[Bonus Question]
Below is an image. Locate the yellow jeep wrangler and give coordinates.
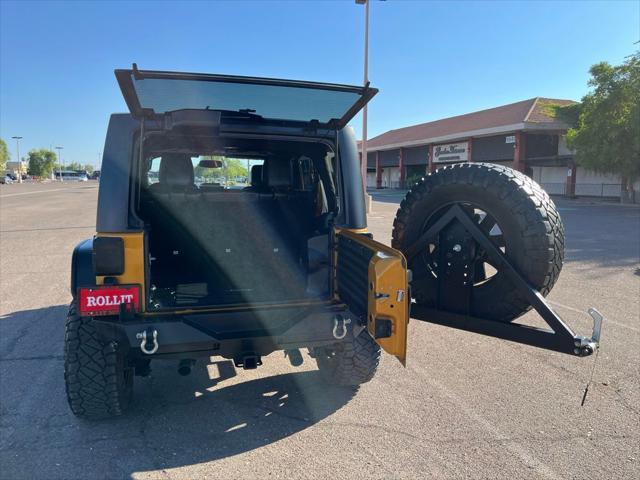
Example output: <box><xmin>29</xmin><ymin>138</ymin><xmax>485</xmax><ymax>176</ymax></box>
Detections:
<box><xmin>66</xmin><ymin>65</ymin><xmax>600</xmax><ymax>419</ymax></box>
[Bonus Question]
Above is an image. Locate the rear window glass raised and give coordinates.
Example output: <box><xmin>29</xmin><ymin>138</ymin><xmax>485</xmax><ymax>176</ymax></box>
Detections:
<box><xmin>132</xmin><ymin>76</ymin><xmax>362</xmax><ymax>124</ymax></box>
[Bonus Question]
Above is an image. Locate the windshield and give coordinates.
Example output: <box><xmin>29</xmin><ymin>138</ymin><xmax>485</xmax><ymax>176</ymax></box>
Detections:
<box><xmin>147</xmin><ymin>156</ymin><xmax>260</xmax><ymax>189</ymax></box>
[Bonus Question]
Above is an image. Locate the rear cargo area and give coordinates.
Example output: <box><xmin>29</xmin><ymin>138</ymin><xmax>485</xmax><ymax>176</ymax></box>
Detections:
<box><xmin>137</xmin><ymin>138</ymin><xmax>334</xmax><ymax>310</ymax></box>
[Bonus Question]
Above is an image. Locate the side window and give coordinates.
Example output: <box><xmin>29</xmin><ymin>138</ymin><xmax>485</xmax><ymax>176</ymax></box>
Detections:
<box><xmin>147</xmin><ymin>157</ymin><xmax>161</xmax><ymax>185</ymax></box>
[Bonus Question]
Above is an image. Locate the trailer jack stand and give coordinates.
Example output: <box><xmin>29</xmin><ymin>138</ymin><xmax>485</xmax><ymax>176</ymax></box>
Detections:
<box><xmin>407</xmin><ymin>204</ymin><xmax>603</xmax><ymax>357</ymax></box>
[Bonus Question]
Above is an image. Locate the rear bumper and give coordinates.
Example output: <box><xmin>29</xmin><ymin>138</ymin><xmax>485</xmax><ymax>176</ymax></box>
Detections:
<box><xmin>93</xmin><ymin>305</ymin><xmax>356</xmax><ymax>360</ymax></box>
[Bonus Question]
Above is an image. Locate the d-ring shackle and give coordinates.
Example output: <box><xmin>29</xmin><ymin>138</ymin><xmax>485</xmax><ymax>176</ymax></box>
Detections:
<box><xmin>332</xmin><ymin>316</ymin><xmax>352</xmax><ymax>340</ymax></box>
<box><xmin>136</xmin><ymin>329</ymin><xmax>159</xmax><ymax>355</ymax></box>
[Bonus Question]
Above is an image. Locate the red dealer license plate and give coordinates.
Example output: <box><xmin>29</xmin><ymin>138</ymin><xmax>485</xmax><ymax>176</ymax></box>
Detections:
<box><xmin>78</xmin><ymin>285</ymin><xmax>141</xmax><ymax>316</ymax></box>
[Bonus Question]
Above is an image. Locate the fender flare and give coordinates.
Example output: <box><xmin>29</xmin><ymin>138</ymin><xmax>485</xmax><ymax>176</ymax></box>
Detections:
<box><xmin>70</xmin><ymin>238</ymin><xmax>95</xmax><ymax>296</ymax></box>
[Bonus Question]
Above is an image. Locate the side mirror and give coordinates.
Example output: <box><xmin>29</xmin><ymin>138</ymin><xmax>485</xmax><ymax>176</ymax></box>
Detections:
<box><xmin>198</xmin><ymin>159</ymin><xmax>223</xmax><ymax>169</ymax></box>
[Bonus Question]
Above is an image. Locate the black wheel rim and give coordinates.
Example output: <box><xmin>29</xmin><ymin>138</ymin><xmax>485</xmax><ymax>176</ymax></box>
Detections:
<box><xmin>414</xmin><ymin>202</ymin><xmax>507</xmax><ymax>287</ymax></box>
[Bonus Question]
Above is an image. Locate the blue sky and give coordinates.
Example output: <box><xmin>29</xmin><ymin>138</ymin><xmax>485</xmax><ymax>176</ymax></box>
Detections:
<box><xmin>1</xmin><ymin>0</ymin><xmax>638</xmax><ymax>167</ymax></box>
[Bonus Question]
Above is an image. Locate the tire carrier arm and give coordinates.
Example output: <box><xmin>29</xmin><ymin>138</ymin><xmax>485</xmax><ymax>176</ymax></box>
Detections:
<box><xmin>407</xmin><ymin>204</ymin><xmax>602</xmax><ymax>357</ymax></box>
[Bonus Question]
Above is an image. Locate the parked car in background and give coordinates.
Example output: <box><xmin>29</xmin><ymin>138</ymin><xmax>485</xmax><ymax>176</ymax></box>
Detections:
<box><xmin>90</xmin><ymin>170</ymin><xmax>101</xmax><ymax>180</ymax></box>
<box><xmin>55</xmin><ymin>170</ymin><xmax>88</xmax><ymax>182</ymax></box>
<box><xmin>1</xmin><ymin>174</ymin><xmax>15</xmax><ymax>184</ymax></box>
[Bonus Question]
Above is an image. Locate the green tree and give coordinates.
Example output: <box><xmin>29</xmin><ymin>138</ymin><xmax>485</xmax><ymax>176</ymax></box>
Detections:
<box><xmin>559</xmin><ymin>51</ymin><xmax>640</xmax><ymax>202</ymax></box>
<box><xmin>28</xmin><ymin>148</ymin><xmax>57</xmax><ymax>178</ymax></box>
<box><xmin>0</xmin><ymin>138</ymin><xmax>9</xmax><ymax>173</ymax></box>
<box><xmin>193</xmin><ymin>156</ymin><xmax>248</xmax><ymax>185</ymax></box>
<box><xmin>66</xmin><ymin>162</ymin><xmax>84</xmax><ymax>171</ymax></box>
<box><xmin>224</xmin><ymin>158</ymin><xmax>248</xmax><ymax>182</ymax></box>
<box><xmin>58</xmin><ymin>162</ymin><xmax>93</xmax><ymax>174</ymax></box>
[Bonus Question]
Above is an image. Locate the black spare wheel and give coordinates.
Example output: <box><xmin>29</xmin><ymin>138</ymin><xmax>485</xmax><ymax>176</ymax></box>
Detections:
<box><xmin>392</xmin><ymin>163</ymin><xmax>564</xmax><ymax>322</ymax></box>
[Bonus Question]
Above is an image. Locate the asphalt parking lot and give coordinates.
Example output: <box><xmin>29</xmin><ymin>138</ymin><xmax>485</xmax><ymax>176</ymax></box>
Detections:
<box><xmin>0</xmin><ymin>182</ymin><xmax>638</xmax><ymax>480</ymax></box>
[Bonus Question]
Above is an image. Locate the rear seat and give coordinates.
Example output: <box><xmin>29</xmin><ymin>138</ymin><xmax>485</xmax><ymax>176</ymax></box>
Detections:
<box><xmin>243</xmin><ymin>164</ymin><xmax>266</xmax><ymax>192</ymax></box>
<box><xmin>142</xmin><ymin>155</ymin><xmax>203</xmax><ymax>272</ymax></box>
<box><xmin>262</xmin><ymin>159</ymin><xmax>315</xmax><ymax>247</ymax></box>
<box><xmin>142</xmin><ymin>155</ymin><xmax>317</xmax><ymax>302</ymax></box>
<box><xmin>189</xmin><ymin>188</ymin><xmax>307</xmax><ymax>301</ymax></box>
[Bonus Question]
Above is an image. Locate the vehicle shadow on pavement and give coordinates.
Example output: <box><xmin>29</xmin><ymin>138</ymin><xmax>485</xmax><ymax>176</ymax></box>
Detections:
<box><xmin>0</xmin><ymin>305</ymin><xmax>358</xmax><ymax>479</ymax></box>
<box><xmin>119</xmin><ymin>362</ymin><xmax>358</xmax><ymax>472</ymax></box>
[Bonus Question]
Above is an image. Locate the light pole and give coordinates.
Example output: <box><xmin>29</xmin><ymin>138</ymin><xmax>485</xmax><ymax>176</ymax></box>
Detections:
<box><xmin>356</xmin><ymin>0</ymin><xmax>371</xmax><ymax>208</ymax></box>
<box><xmin>55</xmin><ymin>146</ymin><xmax>64</xmax><ymax>182</ymax></box>
<box><xmin>11</xmin><ymin>136</ymin><xmax>23</xmax><ymax>183</ymax></box>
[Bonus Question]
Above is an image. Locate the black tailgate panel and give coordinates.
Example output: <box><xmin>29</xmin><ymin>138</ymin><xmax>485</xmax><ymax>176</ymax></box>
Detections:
<box><xmin>337</xmin><ymin>235</ymin><xmax>373</xmax><ymax>320</ymax></box>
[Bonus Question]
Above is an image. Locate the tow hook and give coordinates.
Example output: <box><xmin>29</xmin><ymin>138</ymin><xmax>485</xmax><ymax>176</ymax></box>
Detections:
<box><xmin>136</xmin><ymin>328</ymin><xmax>159</xmax><ymax>355</ymax></box>
<box><xmin>332</xmin><ymin>315</ymin><xmax>352</xmax><ymax>340</ymax></box>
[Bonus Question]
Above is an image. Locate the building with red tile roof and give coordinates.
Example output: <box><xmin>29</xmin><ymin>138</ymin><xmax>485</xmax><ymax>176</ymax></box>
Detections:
<box><xmin>357</xmin><ymin>97</ymin><xmax>615</xmax><ymax>197</ymax></box>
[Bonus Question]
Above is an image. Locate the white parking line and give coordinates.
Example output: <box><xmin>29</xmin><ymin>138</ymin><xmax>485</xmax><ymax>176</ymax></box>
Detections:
<box><xmin>410</xmin><ymin>368</ymin><xmax>564</xmax><ymax>480</ymax></box>
<box><xmin>549</xmin><ymin>300</ymin><xmax>639</xmax><ymax>333</ymax></box>
<box><xmin>0</xmin><ymin>187</ymin><xmax>94</xmax><ymax>198</ymax></box>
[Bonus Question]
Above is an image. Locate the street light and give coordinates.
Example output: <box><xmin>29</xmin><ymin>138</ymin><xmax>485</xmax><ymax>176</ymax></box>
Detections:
<box><xmin>55</xmin><ymin>146</ymin><xmax>64</xmax><ymax>182</ymax></box>
<box><xmin>11</xmin><ymin>136</ymin><xmax>23</xmax><ymax>183</ymax></box>
<box><xmin>356</xmin><ymin>0</ymin><xmax>371</xmax><ymax>208</ymax></box>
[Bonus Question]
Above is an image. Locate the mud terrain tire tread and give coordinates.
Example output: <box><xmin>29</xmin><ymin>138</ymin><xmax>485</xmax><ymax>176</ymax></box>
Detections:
<box><xmin>392</xmin><ymin>163</ymin><xmax>565</xmax><ymax>321</ymax></box>
<box><xmin>64</xmin><ymin>303</ymin><xmax>132</xmax><ymax>419</ymax></box>
<box><xmin>315</xmin><ymin>331</ymin><xmax>381</xmax><ymax>386</ymax></box>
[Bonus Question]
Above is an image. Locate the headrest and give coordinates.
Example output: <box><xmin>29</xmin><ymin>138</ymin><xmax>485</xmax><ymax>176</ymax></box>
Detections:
<box><xmin>265</xmin><ymin>160</ymin><xmax>291</xmax><ymax>189</ymax></box>
<box><xmin>158</xmin><ymin>154</ymin><xmax>194</xmax><ymax>189</ymax></box>
<box><xmin>250</xmin><ymin>165</ymin><xmax>264</xmax><ymax>186</ymax></box>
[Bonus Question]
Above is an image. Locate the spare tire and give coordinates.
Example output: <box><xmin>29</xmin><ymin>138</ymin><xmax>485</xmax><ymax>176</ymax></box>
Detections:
<box><xmin>392</xmin><ymin>163</ymin><xmax>564</xmax><ymax>322</ymax></box>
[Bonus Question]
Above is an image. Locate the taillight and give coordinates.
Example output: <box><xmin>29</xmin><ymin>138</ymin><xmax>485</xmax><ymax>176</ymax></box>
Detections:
<box><xmin>78</xmin><ymin>285</ymin><xmax>141</xmax><ymax>316</ymax></box>
<box><xmin>93</xmin><ymin>236</ymin><xmax>125</xmax><ymax>276</ymax></box>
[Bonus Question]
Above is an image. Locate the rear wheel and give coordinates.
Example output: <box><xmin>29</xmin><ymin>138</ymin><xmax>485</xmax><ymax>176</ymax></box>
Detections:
<box><xmin>64</xmin><ymin>302</ymin><xmax>133</xmax><ymax>419</ymax></box>
<box><xmin>392</xmin><ymin>163</ymin><xmax>564</xmax><ymax>321</ymax></box>
<box><xmin>314</xmin><ymin>331</ymin><xmax>381</xmax><ymax>386</ymax></box>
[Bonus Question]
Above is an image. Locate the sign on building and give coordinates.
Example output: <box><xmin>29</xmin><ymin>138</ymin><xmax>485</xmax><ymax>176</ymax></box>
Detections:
<box><xmin>433</xmin><ymin>142</ymin><xmax>469</xmax><ymax>163</ymax></box>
